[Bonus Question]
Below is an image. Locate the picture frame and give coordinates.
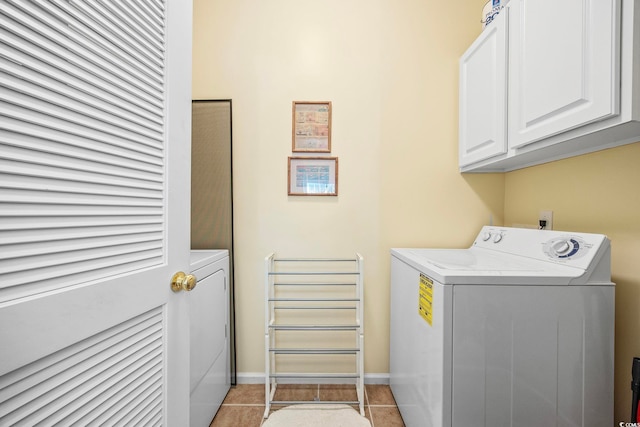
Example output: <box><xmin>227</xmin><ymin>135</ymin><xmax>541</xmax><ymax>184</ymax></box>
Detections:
<box><xmin>292</xmin><ymin>101</ymin><xmax>332</xmax><ymax>153</ymax></box>
<box><xmin>288</xmin><ymin>157</ymin><xmax>338</xmax><ymax>196</ymax></box>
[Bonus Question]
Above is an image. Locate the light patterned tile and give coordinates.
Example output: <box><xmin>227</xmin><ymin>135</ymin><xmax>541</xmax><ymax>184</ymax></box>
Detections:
<box><xmin>365</xmin><ymin>384</ymin><xmax>397</xmax><ymax>405</ymax></box>
<box><xmin>369</xmin><ymin>406</ymin><xmax>405</xmax><ymax>427</ymax></box>
<box><xmin>319</xmin><ymin>384</ymin><xmax>359</xmax><ymax>402</ymax></box>
<box><xmin>272</xmin><ymin>384</ymin><xmax>318</xmax><ymax>403</ymax></box>
<box><xmin>222</xmin><ymin>384</ymin><xmax>265</xmax><ymax>405</ymax></box>
<box><xmin>210</xmin><ymin>405</ymin><xmax>264</xmax><ymax>427</ymax></box>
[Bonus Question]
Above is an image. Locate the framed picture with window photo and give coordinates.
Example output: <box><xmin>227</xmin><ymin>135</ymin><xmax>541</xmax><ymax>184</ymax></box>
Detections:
<box><xmin>288</xmin><ymin>156</ymin><xmax>338</xmax><ymax>196</ymax></box>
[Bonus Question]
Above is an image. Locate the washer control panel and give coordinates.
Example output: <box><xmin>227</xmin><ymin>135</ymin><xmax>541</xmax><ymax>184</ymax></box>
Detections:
<box><xmin>473</xmin><ymin>226</ymin><xmax>608</xmax><ymax>268</ymax></box>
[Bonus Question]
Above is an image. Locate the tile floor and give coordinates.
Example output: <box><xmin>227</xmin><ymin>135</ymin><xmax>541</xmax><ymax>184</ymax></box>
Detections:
<box><xmin>209</xmin><ymin>384</ymin><xmax>405</xmax><ymax>426</ymax></box>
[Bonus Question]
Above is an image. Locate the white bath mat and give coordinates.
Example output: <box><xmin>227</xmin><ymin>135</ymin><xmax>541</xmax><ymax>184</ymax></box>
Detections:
<box><xmin>262</xmin><ymin>404</ymin><xmax>371</xmax><ymax>427</ymax></box>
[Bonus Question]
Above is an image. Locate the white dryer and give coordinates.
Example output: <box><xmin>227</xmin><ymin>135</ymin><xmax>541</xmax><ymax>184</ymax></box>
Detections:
<box><xmin>390</xmin><ymin>226</ymin><xmax>614</xmax><ymax>427</ymax></box>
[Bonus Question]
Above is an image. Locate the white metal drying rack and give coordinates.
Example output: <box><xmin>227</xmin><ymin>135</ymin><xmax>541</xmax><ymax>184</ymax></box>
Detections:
<box><xmin>264</xmin><ymin>254</ymin><xmax>365</xmax><ymax>418</ymax></box>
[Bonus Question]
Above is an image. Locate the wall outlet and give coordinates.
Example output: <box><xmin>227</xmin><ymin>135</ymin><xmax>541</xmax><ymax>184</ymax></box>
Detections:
<box><xmin>539</xmin><ymin>210</ymin><xmax>553</xmax><ymax>230</ymax></box>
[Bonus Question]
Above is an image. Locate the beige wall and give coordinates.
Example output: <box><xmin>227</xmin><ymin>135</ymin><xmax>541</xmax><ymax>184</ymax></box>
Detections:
<box><xmin>193</xmin><ymin>0</ymin><xmax>502</xmax><ymax>378</ymax></box>
<box><xmin>504</xmin><ymin>142</ymin><xmax>640</xmax><ymax>422</ymax></box>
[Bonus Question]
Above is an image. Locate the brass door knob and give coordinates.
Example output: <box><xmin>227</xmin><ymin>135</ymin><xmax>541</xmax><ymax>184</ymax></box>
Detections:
<box><xmin>171</xmin><ymin>271</ymin><xmax>197</xmax><ymax>292</ymax></box>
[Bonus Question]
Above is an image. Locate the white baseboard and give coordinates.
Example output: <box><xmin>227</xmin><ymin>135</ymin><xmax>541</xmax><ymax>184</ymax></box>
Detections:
<box><xmin>236</xmin><ymin>372</ymin><xmax>389</xmax><ymax>385</ymax></box>
<box><xmin>361</xmin><ymin>373</ymin><xmax>389</xmax><ymax>384</ymax></box>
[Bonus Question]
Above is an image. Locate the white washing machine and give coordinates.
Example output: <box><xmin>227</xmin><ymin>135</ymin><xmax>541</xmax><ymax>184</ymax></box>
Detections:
<box><xmin>390</xmin><ymin>226</ymin><xmax>614</xmax><ymax>427</ymax></box>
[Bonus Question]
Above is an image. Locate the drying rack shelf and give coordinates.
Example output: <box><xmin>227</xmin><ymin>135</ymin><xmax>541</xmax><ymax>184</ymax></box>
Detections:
<box><xmin>264</xmin><ymin>254</ymin><xmax>364</xmax><ymax>418</ymax></box>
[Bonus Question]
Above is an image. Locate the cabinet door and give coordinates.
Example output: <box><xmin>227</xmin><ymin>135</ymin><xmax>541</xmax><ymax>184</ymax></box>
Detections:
<box><xmin>459</xmin><ymin>11</ymin><xmax>508</xmax><ymax>167</ymax></box>
<box><xmin>509</xmin><ymin>0</ymin><xmax>620</xmax><ymax>149</ymax></box>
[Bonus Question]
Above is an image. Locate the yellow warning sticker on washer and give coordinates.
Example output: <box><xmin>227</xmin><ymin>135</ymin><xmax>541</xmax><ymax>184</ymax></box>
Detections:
<box><xmin>419</xmin><ymin>274</ymin><xmax>433</xmax><ymax>326</ymax></box>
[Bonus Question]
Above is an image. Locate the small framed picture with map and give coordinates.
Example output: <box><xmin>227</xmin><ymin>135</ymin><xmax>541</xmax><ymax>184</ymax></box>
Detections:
<box><xmin>292</xmin><ymin>101</ymin><xmax>332</xmax><ymax>153</ymax></box>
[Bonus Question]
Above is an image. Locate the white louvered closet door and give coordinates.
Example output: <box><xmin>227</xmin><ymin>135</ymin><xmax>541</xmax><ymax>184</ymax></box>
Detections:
<box><xmin>0</xmin><ymin>0</ymin><xmax>193</xmax><ymax>425</ymax></box>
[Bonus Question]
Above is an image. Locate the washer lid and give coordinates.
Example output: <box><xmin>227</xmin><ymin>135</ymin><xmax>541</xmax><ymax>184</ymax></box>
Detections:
<box><xmin>391</xmin><ymin>247</ymin><xmax>590</xmax><ymax>285</ymax></box>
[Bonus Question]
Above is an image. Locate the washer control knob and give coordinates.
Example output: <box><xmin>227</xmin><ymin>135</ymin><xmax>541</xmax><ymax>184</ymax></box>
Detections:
<box><xmin>552</xmin><ymin>240</ymin><xmax>572</xmax><ymax>255</ymax></box>
<box><xmin>482</xmin><ymin>232</ymin><xmax>492</xmax><ymax>241</ymax></box>
<box><xmin>493</xmin><ymin>234</ymin><xmax>503</xmax><ymax>243</ymax></box>
<box><xmin>544</xmin><ymin>237</ymin><xmax>585</xmax><ymax>259</ymax></box>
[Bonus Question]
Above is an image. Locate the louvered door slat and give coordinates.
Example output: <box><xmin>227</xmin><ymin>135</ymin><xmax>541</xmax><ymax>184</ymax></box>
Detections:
<box><xmin>1</xmin><ymin>187</ymin><xmax>161</xmax><ymax>208</ymax></box>
<box><xmin>3</xmin><ymin>76</ymin><xmax>163</xmax><ymax>142</ymax></box>
<box><xmin>3</xmin><ymin>91</ymin><xmax>163</xmax><ymax>148</ymax></box>
<box><xmin>119</xmin><ymin>0</ymin><xmax>165</xmax><ymax>37</ymax></box>
<box><xmin>0</xmin><ymin>309</ymin><xmax>161</xmax><ymax>394</ymax></box>
<box><xmin>5</xmin><ymin>0</ymin><xmax>164</xmax><ymax>95</ymax></box>
<box><xmin>31</xmin><ymin>0</ymin><xmax>164</xmax><ymax>88</ymax></box>
<box><xmin>4</xmin><ymin>241</ymin><xmax>162</xmax><ymax>276</ymax></box>
<box><xmin>1</xmin><ymin>188</ymin><xmax>162</xmax><ymax>208</ymax></box>
<box><xmin>0</xmin><ymin>309</ymin><xmax>165</xmax><ymax>426</ymax></box>
<box><xmin>2</xmin><ymin>203</ymin><xmax>163</xmax><ymax>217</ymax></box>
<box><xmin>48</xmin><ymin>0</ymin><xmax>164</xmax><ymax>79</ymax></box>
<box><xmin>5</xmin><ymin>232</ymin><xmax>162</xmax><ymax>261</ymax></box>
<box><xmin>1</xmin><ymin>104</ymin><xmax>164</xmax><ymax>156</ymax></box>
<box><xmin>0</xmin><ymin>145</ymin><xmax>162</xmax><ymax>185</ymax></box>
<box><xmin>6</xmin><ymin>341</ymin><xmax>162</xmax><ymax>424</ymax></box>
<box><xmin>2</xmin><ymin>160</ymin><xmax>162</xmax><ymax>192</ymax></box>
<box><xmin>95</xmin><ymin>386</ymin><xmax>162</xmax><ymax>426</ymax></box>
<box><xmin>61</xmin><ymin>369</ymin><xmax>162</xmax><ymax>426</ymax></box>
<box><xmin>121</xmin><ymin>395</ymin><xmax>163</xmax><ymax>427</ymax></box>
<box><xmin>146</xmin><ymin>0</ymin><xmax>166</xmax><ymax>15</ymax></box>
<box><xmin>1</xmin><ymin>216</ymin><xmax>163</xmax><ymax>232</ymax></box>
<box><xmin>2</xmin><ymin>249</ymin><xmax>164</xmax><ymax>299</ymax></box>
<box><xmin>35</xmin><ymin>349</ymin><xmax>163</xmax><ymax>425</ymax></box>
<box><xmin>1</xmin><ymin>245</ymin><xmax>165</xmax><ymax>291</ymax></box>
<box><xmin>3</xmin><ymin>202</ymin><xmax>163</xmax><ymax>218</ymax></box>
<box><xmin>68</xmin><ymin>0</ymin><xmax>164</xmax><ymax>64</ymax></box>
<box><xmin>98</xmin><ymin>0</ymin><xmax>165</xmax><ymax>48</ymax></box>
<box><xmin>136</xmin><ymin>0</ymin><xmax>164</xmax><ymax>24</ymax></box>
<box><xmin>0</xmin><ymin>131</ymin><xmax>163</xmax><ymax>175</ymax></box>
<box><xmin>1</xmin><ymin>179</ymin><xmax>161</xmax><ymax>201</ymax></box>
<box><xmin>0</xmin><ymin>124</ymin><xmax>164</xmax><ymax>167</ymax></box>
<box><xmin>0</xmin><ymin>224</ymin><xmax>163</xmax><ymax>246</ymax></box>
<box><xmin>0</xmin><ymin>17</ymin><xmax>163</xmax><ymax>111</ymax></box>
<box><xmin>0</xmin><ymin>29</ymin><xmax>163</xmax><ymax>118</ymax></box>
<box><xmin>0</xmin><ymin>53</ymin><xmax>162</xmax><ymax>131</ymax></box>
<box><xmin>51</xmin><ymin>0</ymin><xmax>164</xmax><ymax>87</ymax></box>
<box><xmin>0</xmin><ymin>56</ymin><xmax>163</xmax><ymax>127</ymax></box>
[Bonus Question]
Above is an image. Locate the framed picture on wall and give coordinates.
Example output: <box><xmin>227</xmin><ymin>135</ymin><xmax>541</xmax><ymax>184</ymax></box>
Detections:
<box><xmin>292</xmin><ymin>101</ymin><xmax>332</xmax><ymax>152</ymax></box>
<box><xmin>288</xmin><ymin>156</ymin><xmax>338</xmax><ymax>196</ymax></box>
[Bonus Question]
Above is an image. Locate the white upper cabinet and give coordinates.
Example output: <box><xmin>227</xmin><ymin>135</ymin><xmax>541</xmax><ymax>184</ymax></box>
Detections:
<box><xmin>459</xmin><ymin>10</ymin><xmax>507</xmax><ymax>165</ymax></box>
<box><xmin>508</xmin><ymin>0</ymin><xmax>619</xmax><ymax>148</ymax></box>
<box><xmin>459</xmin><ymin>11</ymin><xmax>508</xmax><ymax>167</ymax></box>
<box><xmin>459</xmin><ymin>0</ymin><xmax>640</xmax><ymax>172</ymax></box>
